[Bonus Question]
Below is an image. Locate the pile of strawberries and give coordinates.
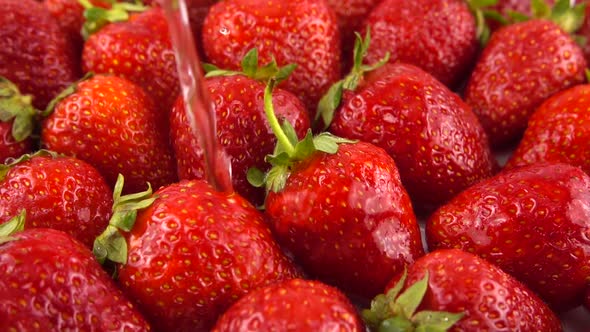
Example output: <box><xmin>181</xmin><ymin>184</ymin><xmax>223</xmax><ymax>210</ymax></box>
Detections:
<box><xmin>1</xmin><ymin>0</ymin><xmax>590</xmax><ymax>330</ymax></box>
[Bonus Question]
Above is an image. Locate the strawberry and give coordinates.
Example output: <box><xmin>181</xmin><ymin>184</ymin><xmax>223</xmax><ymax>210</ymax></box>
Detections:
<box><xmin>44</xmin><ymin>0</ymin><xmax>115</xmax><ymax>55</ymax></box>
<box><xmin>326</xmin><ymin>55</ymin><xmax>497</xmax><ymax>211</ymax></box>
<box><xmin>202</xmin><ymin>0</ymin><xmax>341</xmax><ymax>116</ymax></box>
<box><xmin>362</xmin><ymin>249</ymin><xmax>561</xmax><ymax>331</ymax></box>
<box><xmin>464</xmin><ymin>6</ymin><xmax>587</xmax><ymax>147</ymax></box>
<box><xmin>361</xmin><ymin>0</ymin><xmax>479</xmax><ymax>87</ymax></box>
<box><xmin>251</xmin><ymin>79</ymin><xmax>424</xmax><ymax>298</ymax></box>
<box><xmin>172</xmin><ymin>50</ymin><xmax>310</xmax><ymax>206</ymax></box>
<box><xmin>0</xmin><ymin>151</ymin><xmax>112</xmax><ymax>248</ymax></box>
<box><xmin>0</xmin><ymin>0</ymin><xmax>81</xmax><ymax>110</ymax></box>
<box><xmin>0</xmin><ymin>77</ymin><xmax>36</xmax><ymax>163</ymax></box>
<box><xmin>427</xmin><ymin>162</ymin><xmax>590</xmax><ymax>311</ymax></box>
<box><xmin>41</xmin><ymin>74</ymin><xmax>178</xmax><ymax>194</ymax></box>
<box><xmin>0</xmin><ymin>217</ymin><xmax>151</xmax><ymax>331</ymax></box>
<box><xmin>94</xmin><ymin>177</ymin><xmax>300</xmax><ymax>332</ymax></box>
<box><xmin>212</xmin><ymin>278</ymin><xmax>364</xmax><ymax>331</ymax></box>
<box><xmin>506</xmin><ymin>84</ymin><xmax>590</xmax><ymax>174</ymax></box>
<box><xmin>81</xmin><ymin>6</ymin><xmax>179</xmax><ymax>111</ymax></box>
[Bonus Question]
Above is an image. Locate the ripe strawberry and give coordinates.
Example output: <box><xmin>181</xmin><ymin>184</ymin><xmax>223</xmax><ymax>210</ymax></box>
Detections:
<box><xmin>44</xmin><ymin>0</ymin><xmax>115</xmax><ymax>54</ymax></box>
<box><xmin>0</xmin><ymin>77</ymin><xmax>36</xmax><ymax>163</ymax></box>
<box><xmin>363</xmin><ymin>249</ymin><xmax>561</xmax><ymax>331</ymax></box>
<box><xmin>464</xmin><ymin>16</ymin><xmax>587</xmax><ymax>147</ymax></box>
<box><xmin>361</xmin><ymin>0</ymin><xmax>478</xmax><ymax>87</ymax></box>
<box><xmin>95</xmin><ymin>178</ymin><xmax>300</xmax><ymax>332</ymax></box>
<box><xmin>41</xmin><ymin>74</ymin><xmax>177</xmax><ymax>193</ymax></box>
<box><xmin>506</xmin><ymin>84</ymin><xmax>590</xmax><ymax>174</ymax></box>
<box><xmin>212</xmin><ymin>278</ymin><xmax>364</xmax><ymax>331</ymax></box>
<box><xmin>202</xmin><ymin>0</ymin><xmax>341</xmax><ymax>115</ymax></box>
<box><xmin>172</xmin><ymin>50</ymin><xmax>310</xmax><ymax>206</ymax></box>
<box><xmin>82</xmin><ymin>6</ymin><xmax>179</xmax><ymax>111</ymax></box>
<box><xmin>0</xmin><ymin>151</ymin><xmax>112</xmax><ymax>248</ymax></box>
<box><xmin>0</xmin><ymin>0</ymin><xmax>81</xmax><ymax>110</ymax></box>
<box><xmin>329</xmin><ymin>62</ymin><xmax>497</xmax><ymax>211</ymax></box>
<box><xmin>253</xmin><ymin>79</ymin><xmax>424</xmax><ymax>298</ymax></box>
<box><xmin>427</xmin><ymin>162</ymin><xmax>590</xmax><ymax>310</ymax></box>
<box><xmin>0</xmin><ymin>222</ymin><xmax>151</xmax><ymax>331</ymax></box>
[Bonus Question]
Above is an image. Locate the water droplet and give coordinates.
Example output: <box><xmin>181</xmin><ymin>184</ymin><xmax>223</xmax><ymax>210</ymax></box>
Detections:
<box><xmin>220</xmin><ymin>26</ymin><xmax>230</xmax><ymax>36</ymax></box>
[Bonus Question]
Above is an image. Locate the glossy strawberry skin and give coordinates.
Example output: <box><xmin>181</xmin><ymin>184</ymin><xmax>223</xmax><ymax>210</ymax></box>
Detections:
<box><xmin>506</xmin><ymin>84</ymin><xmax>590</xmax><ymax>174</ymax></box>
<box><xmin>41</xmin><ymin>74</ymin><xmax>178</xmax><ymax>193</ymax></box>
<box><xmin>0</xmin><ymin>122</ymin><xmax>33</xmax><ymax>164</ymax></box>
<box><xmin>118</xmin><ymin>180</ymin><xmax>300</xmax><ymax>332</ymax></box>
<box><xmin>465</xmin><ymin>19</ymin><xmax>586</xmax><ymax>147</ymax></box>
<box><xmin>0</xmin><ymin>0</ymin><xmax>81</xmax><ymax>109</ymax></box>
<box><xmin>0</xmin><ymin>228</ymin><xmax>151</xmax><ymax>331</ymax></box>
<box><xmin>362</xmin><ymin>0</ymin><xmax>478</xmax><ymax>87</ymax></box>
<box><xmin>0</xmin><ymin>155</ymin><xmax>112</xmax><ymax>248</ymax></box>
<box><xmin>202</xmin><ymin>0</ymin><xmax>341</xmax><ymax>114</ymax></box>
<box><xmin>265</xmin><ymin>142</ymin><xmax>424</xmax><ymax>298</ymax></box>
<box><xmin>330</xmin><ymin>64</ymin><xmax>497</xmax><ymax>211</ymax></box>
<box><xmin>82</xmin><ymin>8</ymin><xmax>179</xmax><ymax>111</ymax></box>
<box><xmin>387</xmin><ymin>249</ymin><xmax>561</xmax><ymax>332</ymax></box>
<box><xmin>427</xmin><ymin>163</ymin><xmax>590</xmax><ymax>310</ymax></box>
<box><xmin>212</xmin><ymin>279</ymin><xmax>363</xmax><ymax>332</ymax></box>
<box><xmin>170</xmin><ymin>75</ymin><xmax>310</xmax><ymax>206</ymax></box>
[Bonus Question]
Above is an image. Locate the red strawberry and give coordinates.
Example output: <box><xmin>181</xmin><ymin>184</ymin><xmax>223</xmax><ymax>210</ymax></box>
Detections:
<box><xmin>212</xmin><ymin>278</ymin><xmax>364</xmax><ymax>331</ymax></box>
<box><xmin>427</xmin><ymin>162</ymin><xmax>590</xmax><ymax>311</ymax></box>
<box><xmin>41</xmin><ymin>74</ymin><xmax>178</xmax><ymax>193</ymax></box>
<box><xmin>464</xmin><ymin>17</ymin><xmax>587</xmax><ymax>147</ymax></box>
<box><xmin>363</xmin><ymin>249</ymin><xmax>561</xmax><ymax>331</ymax></box>
<box><xmin>0</xmin><ymin>222</ymin><xmax>151</xmax><ymax>331</ymax></box>
<box><xmin>82</xmin><ymin>6</ymin><xmax>179</xmax><ymax>111</ymax></box>
<box><xmin>329</xmin><ymin>63</ymin><xmax>497</xmax><ymax>211</ymax></box>
<box><xmin>95</xmin><ymin>178</ymin><xmax>300</xmax><ymax>332</ymax></box>
<box><xmin>361</xmin><ymin>0</ymin><xmax>478</xmax><ymax>87</ymax></box>
<box><xmin>253</xmin><ymin>79</ymin><xmax>424</xmax><ymax>298</ymax></box>
<box><xmin>44</xmin><ymin>0</ymin><xmax>115</xmax><ymax>54</ymax></box>
<box><xmin>0</xmin><ymin>77</ymin><xmax>36</xmax><ymax>163</ymax></box>
<box><xmin>506</xmin><ymin>84</ymin><xmax>590</xmax><ymax>174</ymax></box>
<box><xmin>0</xmin><ymin>151</ymin><xmax>112</xmax><ymax>248</ymax></box>
<box><xmin>172</xmin><ymin>51</ymin><xmax>310</xmax><ymax>206</ymax></box>
<box><xmin>202</xmin><ymin>0</ymin><xmax>341</xmax><ymax>115</ymax></box>
<box><xmin>0</xmin><ymin>0</ymin><xmax>81</xmax><ymax>110</ymax></box>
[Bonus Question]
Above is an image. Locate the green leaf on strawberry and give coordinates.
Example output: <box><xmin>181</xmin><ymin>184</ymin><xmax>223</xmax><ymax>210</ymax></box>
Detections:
<box><xmin>93</xmin><ymin>174</ymin><xmax>156</xmax><ymax>264</ymax></box>
<box><xmin>205</xmin><ymin>48</ymin><xmax>297</xmax><ymax>84</ymax></box>
<box><xmin>316</xmin><ymin>28</ymin><xmax>389</xmax><ymax>130</ymax></box>
<box><xmin>80</xmin><ymin>0</ymin><xmax>148</xmax><ymax>38</ymax></box>
<box><xmin>0</xmin><ymin>77</ymin><xmax>39</xmax><ymax>142</ymax></box>
<box><xmin>0</xmin><ymin>209</ymin><xmax>26</xmax><ymax>239</ymax></box>
<box><xmin>362</xmin><ymin>270</ymin><xmax>464</xmax><ymax>332</ymax></box>
<box><xmin>0</xmin><ymin>150</ymin><xmax>61</xmax><ymax>180</ymax></box>
<box><xmin>248</xmin><ymin>79</ymin><xmax>355</xmax><ymax>195</ymax></box>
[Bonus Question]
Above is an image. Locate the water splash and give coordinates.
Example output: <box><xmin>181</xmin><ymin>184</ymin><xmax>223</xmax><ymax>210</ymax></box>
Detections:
<box><xmin>161</xmin><ymin>0</ymin><xmax>233</xmax><ymax>192</ymax></box>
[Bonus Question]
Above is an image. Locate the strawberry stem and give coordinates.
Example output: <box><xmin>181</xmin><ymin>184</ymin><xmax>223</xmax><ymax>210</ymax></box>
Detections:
<box><xmin>264</xmin><ymin>80</ymin><xmax>296</xmax><ymax>157</ymax></box>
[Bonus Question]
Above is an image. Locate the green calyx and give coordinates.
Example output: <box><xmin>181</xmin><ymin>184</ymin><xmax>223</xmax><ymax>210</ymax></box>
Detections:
<box><xmin>466</xmin><ymin>0</ymin><xmax>502</xmax><ymax>45</ymax></box>
<box><xmin>93</xmin><ymin>174</ymin><xmax>156</xmax><ymax>265</ymax></box>
<box><xmin>0</xmin><ymin>77</ymin><xmax>40</xmax><ymax>143</ymax></box>
<box><xmin>204</xmin><ymin>48</ymin><xmax>297</xmax><ymax>84</ymax></box>
<box><xmin>0</xmin><ymin>150</ymin><xmax>61</xmax><ymax>181</ymax></box>
<box><xmin>315</xmin><ymin>28</ymin><xmax>390</xmax><ymax>131</ymax></box>
<box><xmin>80</xmin><ymin>0</ymin><xmax>148</xmax><ymax>39</ymax></box>
<box><xmin>362</xmin><ymin>270</ymin><xmax>465</xmax><ymax>332</ymax></box>
<box><xmin>247</xmin><ymin>79</ymin><xmax>355</xmax><ymax>194</ymax></box>
<box><xmin>532</xmin><ymin>0</ymin><xmax>586</xmax><ymax>34</ymax></box>
<box><xmin>0</xmin><ymin>210</ymin><xmax>26</xmax><ymax>245</ymax></box>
